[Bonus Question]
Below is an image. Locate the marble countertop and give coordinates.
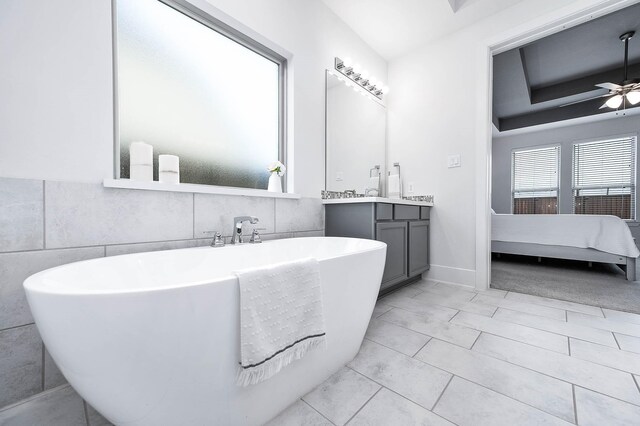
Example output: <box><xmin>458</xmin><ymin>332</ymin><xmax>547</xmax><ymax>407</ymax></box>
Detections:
<box><xmin>322</xmin><ymin>197</ymin><xmax>433</xmax><ymax>207</ymax></box>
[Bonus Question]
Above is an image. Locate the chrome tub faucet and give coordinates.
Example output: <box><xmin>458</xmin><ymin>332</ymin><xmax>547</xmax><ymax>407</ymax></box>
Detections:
<box><xmin>231</xmin><ymin>216</ymin><xmax>259</xmax><ymax>244</ymax></box>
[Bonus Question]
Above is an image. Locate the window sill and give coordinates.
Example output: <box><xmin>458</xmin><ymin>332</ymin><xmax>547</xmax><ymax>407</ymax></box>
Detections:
<box><xmin>103</xmin><ymin>179</ymin><xmax>301</xmax><ymax>199</ymax></box>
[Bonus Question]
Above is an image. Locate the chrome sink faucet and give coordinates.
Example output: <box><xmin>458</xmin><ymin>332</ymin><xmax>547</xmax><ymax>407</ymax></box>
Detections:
<box><xmin>231</xmin><ymin>216</ymin><xmax>259</xmax><ymax>244</ymax></box>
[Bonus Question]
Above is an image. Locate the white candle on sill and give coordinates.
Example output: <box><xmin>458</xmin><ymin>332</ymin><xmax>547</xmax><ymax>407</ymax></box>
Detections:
<box><xmin>159</xmin><ymin>154</ymin><xmax>180</xmax><ymax>184</ymax></box>
<box><xmin>129</xmin><ymin>142</ymin><xmax>153</xmax><ymax>181</ymax></box>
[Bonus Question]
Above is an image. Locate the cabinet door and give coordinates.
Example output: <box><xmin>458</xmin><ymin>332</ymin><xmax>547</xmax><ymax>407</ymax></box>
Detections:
<box><xmin>409</xmin><ymin>220</ymin><xmax>430</xmax><ymax>276</ymax></box>
<box><xmin>376</xmin><ymin>222</ymin><xmax>408</xmax><ymax>288</ymax></box>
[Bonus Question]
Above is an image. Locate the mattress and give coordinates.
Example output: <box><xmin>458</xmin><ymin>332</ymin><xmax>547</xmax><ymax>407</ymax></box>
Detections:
<box><xmin>491</xmin><ymin>214</ymin><xmax>640</xmax><ymax>258</ymax></box>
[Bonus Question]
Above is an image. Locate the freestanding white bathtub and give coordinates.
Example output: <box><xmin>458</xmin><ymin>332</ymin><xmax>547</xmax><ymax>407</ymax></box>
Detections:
<box><xmin>24</xmin><ymin>237</ymin><xmax>386</xmax><ymax>425</ymax></box>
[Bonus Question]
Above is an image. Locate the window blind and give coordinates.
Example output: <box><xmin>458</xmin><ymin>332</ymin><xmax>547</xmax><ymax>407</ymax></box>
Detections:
<box><xmin>572</xmin><ymin>137</ymin><xmax>636</xmax><ymax>220</ymax></box>
<box><xmin>512</xmin><ymin>146</ymin><xmax>560</xmax><ymax>214</ymax></box>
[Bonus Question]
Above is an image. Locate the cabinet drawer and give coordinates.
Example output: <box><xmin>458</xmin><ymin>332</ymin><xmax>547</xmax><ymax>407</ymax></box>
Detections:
<box><xmin>420</xmin><ymin>207</ymin><xmax>430</xmax><ymax>219</ymax></box>
<box><xmin>394</xmin><ymin>205</ymin><xmax>420</xmax><ymax>220</ymax></box>
<box><xmin>376</xmin><ymin>203</ymin><xmax>393</xmax><ymax>220</ymax></box>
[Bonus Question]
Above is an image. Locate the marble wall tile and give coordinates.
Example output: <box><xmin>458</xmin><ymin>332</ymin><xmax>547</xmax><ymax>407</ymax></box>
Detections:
<box><xmin>45</xmin><ymin>181</ymin><xmax>193</xmax><ymax>248</ymax></box>
<box><xmin>0</xmin><ymin>325</ymin><xmax>42</xmax><ymax>408</ymax></box>
<box><xmin>0</xmin><ymin>385</ymin><xmax>86</xmax><ymax>426</ymax></box>
<box><xmin>194</xmin><ymin>193</ymin><xmax>275</xmax><ymax>238</ymax></box>
<box><xmin>0</xmin><ymin>246</ymin><xmax>104</xmax><ymax>329</ymax></box>
<box><xmin>44</xmin><ymin>346</ymin><xmax>66</xmax><ymax>390</ymax></box>
<box><xmin>275</xmin><ymin>198</ymin><xmax>324</xmax><ymax>233</ymax></box>
<box><xmin>0</xmin><ymin>178</ymin><xmax>43</xmax><ymax>253</ymax></box>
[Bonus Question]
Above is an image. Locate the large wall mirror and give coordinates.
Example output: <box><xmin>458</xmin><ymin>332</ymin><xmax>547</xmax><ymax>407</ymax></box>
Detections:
<box><xmin>325</xmin><ymin>71</ymin><xmax>387</xmax><ymax>194</ymax></box>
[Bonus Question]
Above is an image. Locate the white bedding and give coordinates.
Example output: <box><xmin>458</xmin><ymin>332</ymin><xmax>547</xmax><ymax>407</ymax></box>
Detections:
<box><xmin>492</xmin><ymin>214</ymin><xmax>640</xmax><ymax>258</ymax></box>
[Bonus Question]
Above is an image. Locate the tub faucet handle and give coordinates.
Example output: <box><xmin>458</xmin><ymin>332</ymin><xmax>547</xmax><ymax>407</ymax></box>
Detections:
<box><xmin>204</xmin><ymin>231</ymin><xmax>225</xmax><ymax>247</ymax></box>
<box><xmin>250</xmin><ymin>228</ymin><xmax>266</xmax><ymax>244</ymax></box>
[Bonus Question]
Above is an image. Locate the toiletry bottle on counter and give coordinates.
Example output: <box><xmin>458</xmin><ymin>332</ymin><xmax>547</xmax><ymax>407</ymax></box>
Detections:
<box><xmin>129</xmin><ymin>142</ymin><xmax>153</xmax><ymax>181</ymax></box>
<box><xmin>159</xmin><ymin>155</ymin><xmax>180</xmax><ymax>184</ymax></box>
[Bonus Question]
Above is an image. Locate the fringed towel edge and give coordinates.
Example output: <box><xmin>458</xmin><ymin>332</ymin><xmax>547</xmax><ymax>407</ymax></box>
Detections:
<box><xmin>236</xmin><ymin>334</ymin><xmax>326</xmax><ymax>387</ymax></box>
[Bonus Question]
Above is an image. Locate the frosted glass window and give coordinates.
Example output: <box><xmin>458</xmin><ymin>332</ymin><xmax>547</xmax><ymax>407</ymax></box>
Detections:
<box><xmin>116</xmin><ymin>0</ymin><xmax>284</xmax><ymax>189</ymax></box>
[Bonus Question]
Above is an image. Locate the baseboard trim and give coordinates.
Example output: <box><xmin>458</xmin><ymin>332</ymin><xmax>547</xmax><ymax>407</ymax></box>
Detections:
<box><xmin>423</xmin><ymin>264</ymin><xmax>476</xmax><ymax>288</ymax></box>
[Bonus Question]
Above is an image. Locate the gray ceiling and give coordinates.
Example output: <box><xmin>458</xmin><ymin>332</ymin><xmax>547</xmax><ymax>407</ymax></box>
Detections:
<box><xmin>493</xmin><ymin>2</ymin><xmax>640</xmax><ymax>132</ymax></box>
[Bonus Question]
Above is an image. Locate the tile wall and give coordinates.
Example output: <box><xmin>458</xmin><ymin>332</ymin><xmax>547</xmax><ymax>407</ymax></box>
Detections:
<box><xmin>0</xmin><ymin>177</ymin><xmax>324</xmax><ymax>423</ymax></box>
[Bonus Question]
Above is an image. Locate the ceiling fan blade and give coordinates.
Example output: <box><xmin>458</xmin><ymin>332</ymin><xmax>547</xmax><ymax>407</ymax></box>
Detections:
<box><xmin>595</xmin><ymin>82</ymin><xmax>622</xmax><ymax>90</ymax></box>
<box><xmin>559</xmin><ymin>93</ymin><xmax>611</xmax><ymax>107</ymax></box>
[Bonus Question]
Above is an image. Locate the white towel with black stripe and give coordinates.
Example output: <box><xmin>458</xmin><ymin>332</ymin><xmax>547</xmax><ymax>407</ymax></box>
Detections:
<box><xmin>235</xmin><ymin>257</ymin><xmax>326</xmax><ymax>386</ymax></box>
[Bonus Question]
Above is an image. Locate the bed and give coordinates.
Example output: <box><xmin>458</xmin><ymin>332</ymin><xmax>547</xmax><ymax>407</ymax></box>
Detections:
<box><xmin>491</xmin><ymin>213</ymin><xmax>640</xmax><ymax>281</ymax></box>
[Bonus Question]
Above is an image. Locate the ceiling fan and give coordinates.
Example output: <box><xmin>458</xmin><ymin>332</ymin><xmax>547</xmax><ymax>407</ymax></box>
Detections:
<box><xmin>563</xmin><ymin>31</ymin><xmax>640</xmax><ymax>109</ymax></box>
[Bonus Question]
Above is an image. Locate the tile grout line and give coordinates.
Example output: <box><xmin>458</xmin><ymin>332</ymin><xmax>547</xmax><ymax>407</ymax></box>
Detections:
<box><xmin>0</xmin><ymin>322</ymin><xmax>37</xmax><ymax>333</ymax></box>
<box><xmin>300</xmin><ymin>399</ymin><xmax>336</xmax><ymax>425</ymax></box>
<box><xmin>83</xmin><ymin>400</ymin><xmax>91</xmax><ymax>426</ymax></box>
<box><xmin>42</xmin><ymin>180</ymin><xmax>46</xmax><ymax>250</ymax></box>
<box><xmin>430</xmin><ymin>375</ymin><xmax>454</xmax><ymax>412</ymax></box>
<box><xmin>342</xmin><ymin>386</ymin><xmax>382</xmax><ymax>425</ymax></box>
<box><xmin>612</xmin><ymin>332</ymin><xmax>622</xmax><ymax>350</ymax></box>
<box><xmin>411</xmin><ymin>337</ymin><xmax>433</xmax><ymax>358</ymax></box>
<box><xmin>571</xmin><ymin>385</ymin><xmax>578</xmax><ymax>425</ymax></box>
<box><xmin>469</xmin><ymin>331</ymin><xmax>483</xmax><ymax>350</ymax></box>
<box><xmin>40</xmin><ymin>342</ymin><xmax>45</xmax><ymax>392</ymax></box>
<box><xmin>633</xmin><ymin>374</ymin><xmax>640</xmax><ymax>395</ymax></box>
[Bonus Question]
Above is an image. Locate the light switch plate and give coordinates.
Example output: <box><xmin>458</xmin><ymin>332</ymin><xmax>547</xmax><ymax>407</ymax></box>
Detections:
<box><xmin>448</xmin><ymin>154</ymin><xmax>461</xmax><ymax>168</ymax></box>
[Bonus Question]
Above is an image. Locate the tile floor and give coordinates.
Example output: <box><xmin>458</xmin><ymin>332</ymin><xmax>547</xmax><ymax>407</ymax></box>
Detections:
<box><xmin>267</xmin><ymin>280</ymin><xmax>640</xmax><ymax>426</ymax></box>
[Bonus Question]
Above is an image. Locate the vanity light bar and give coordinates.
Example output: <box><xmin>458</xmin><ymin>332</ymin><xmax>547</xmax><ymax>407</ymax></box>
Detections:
<box><xmin>335</xmin><ymin>57</ymin><xmax>388</xmax><ymax>100</ymax></box>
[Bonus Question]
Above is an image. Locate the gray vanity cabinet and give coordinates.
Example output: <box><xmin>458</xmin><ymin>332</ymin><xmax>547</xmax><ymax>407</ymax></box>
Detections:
<box><xmin>325</xmin><ymin>202</ymin><xmax>431</xmax><ymax>294</ymax></box>
<box><xmin>376</xmin><ymin>221</ymin><xmax>408</xmax><ymax>287</ymax></box>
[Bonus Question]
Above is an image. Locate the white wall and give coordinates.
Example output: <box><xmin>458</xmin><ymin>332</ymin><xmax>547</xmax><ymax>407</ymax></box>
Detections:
<box><xmin>386</xmin><ymin>0</ymin><xmax>620</xmax><ymax>287</ymax></box>
<box><xmin>0</xmin><ymin>0</ymin><xmax>387</xmax><ymax>197</ymax></box>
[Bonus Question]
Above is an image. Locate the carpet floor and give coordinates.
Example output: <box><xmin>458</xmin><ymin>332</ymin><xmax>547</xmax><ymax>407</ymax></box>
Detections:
<box><xmin>491</xmin><ymin>254</ymin><xmax>640</xmax><ymax>314</ymax></box>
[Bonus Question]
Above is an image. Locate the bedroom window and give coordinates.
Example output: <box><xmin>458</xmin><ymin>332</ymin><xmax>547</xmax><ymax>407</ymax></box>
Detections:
<box><xmin>511</xmin><ymin>146</ymin><xmax>560</xmax><ymax>214</ymax></box>
<box><xmin>115</xmin><ymin>0</ymin><xmax>286</xmax><ymax>190</ymax></box>
<box><xmin>572</xmin><ymin>137</ymin><xmax>636</xmax><ymax>220</ymax></box>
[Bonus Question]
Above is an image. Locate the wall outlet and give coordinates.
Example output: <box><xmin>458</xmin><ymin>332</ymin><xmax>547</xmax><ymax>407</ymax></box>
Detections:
<box><xmin>447</xmin><ymin>154</ymin><xmax>461</xmax><ymax>168</ymax></box>
<box><xmin>335</xmin><ymin>172</ymin><xmax>344</xmax><ymax>181</ymax></box>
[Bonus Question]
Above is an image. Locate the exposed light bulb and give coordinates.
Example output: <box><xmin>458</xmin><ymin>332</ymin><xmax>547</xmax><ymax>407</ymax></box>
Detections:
<box><xmin>369</xmin><ymin>77</ymin><xmax>378</xmax><ymax>87</ymax></box>
<box><xmin>627</xmin><ymin>91</ymin><xmax>640</xmax><ymax>105</ymax></box>
<box><xmin>360</xmin><ymin>70</ymin><xmax>370</xmax><ymax>80</ymax></box>
<box><xmin>381</xmin><ymin>86</ymin><xmax>390</xmax><ymax>94</ymax></box>
<box><xmin>606</xmin><ymin>95</ymin><xmax>623</xmax><ymax>109</ymax></box>
<box><xmin>353</xmin><ymin>63</ymin><xmax>362</xmax><ymax>74</ymax></box>
<box><xmin>343</xmin><ymin>57</ymin><xmax>353</xmax><ymax>68</ymax></box>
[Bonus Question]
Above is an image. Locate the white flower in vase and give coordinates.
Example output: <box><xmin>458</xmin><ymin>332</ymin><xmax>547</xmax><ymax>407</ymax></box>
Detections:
<box><xmin>267</xmin><ymin>161</ymin><xmax>286</xmax><ymax>192</ymax></box>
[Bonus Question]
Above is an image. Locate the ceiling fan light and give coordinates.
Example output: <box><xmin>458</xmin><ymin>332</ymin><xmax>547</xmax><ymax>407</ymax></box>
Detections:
<box><xmin>606</xmin><ymin>95</ymin><xmax>624</xmax><ymax>109</ymax></box>
<box><xmin>626</xmin><ymin>91</ymin><xmax>640</xmax><ymax>105</ymax></box>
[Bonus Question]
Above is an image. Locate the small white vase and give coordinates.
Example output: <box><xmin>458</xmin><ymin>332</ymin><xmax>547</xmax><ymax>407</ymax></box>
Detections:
<box><xmin>268</xmin><ymin>172</ymin><xmax>282</xmax><ymax>193</ymax></box>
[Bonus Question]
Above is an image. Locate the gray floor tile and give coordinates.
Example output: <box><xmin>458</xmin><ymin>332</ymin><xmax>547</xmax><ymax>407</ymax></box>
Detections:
<box><xmin>388</xmin><ymin>284</ymin><xmax>424</xmax><ymax>298</ymax></box>
<box><xmin>569</xmin><ymin>338</ymin><xmax>640</xmax><ymax>375</ymax></box>
<box><xmin>0</xmin><ymin>177</ymin><xmax>43</xmax><ymax>253</ymax></box>
<box><xmin>567</xmin><ymin>311</ymin><xmax>640</xmax><ymax>337</ymax></box>
<box><xmin>473</xmin><ymin>294</ymin><xmax>566</xmax><ymax>320</ymax></box>
<box><xmin>0</xmin><ymin>246</ymin><xmax>104</xmax><ymax>329</ymax></box>
<box><xmin>380</xmin><ymin>294</ymin><xmax>458</xmax><ymax>321</ymax></box>
<box><xmin>265</xmin><ymin>400</ymin><xmax>331</xmax><ymax>426</ymax></box>
<box><xmin>0</xmin><ymin>325</ymin><xmax>42</xmax><ymax>408</ymax></box>
<box><xmin>378</xmin><ymin>308</ymin><xmax>480</xmax><ymax>349</ymax></box>
<box><xmin>603</xmin><ymin>308</ymin><xmax>640</xmax><ymax>325</ymax></box>
<box><xmin>493</xmin><ymin>308</ymin><xmax>617</xmax><ymax>347</ymax></box>
<box><xmin>479</xmin><ymin>288</ymin><xmax>509</xmax><ymax>299</ymax></box>
<box><xmin>349</xmin><ymin>388</ymin><xmax>454</xmax><ymax>426</ymax></box>
<box><xmin>412</xmin><ymin>291</ymin><xmax>498</xmax><ymax>317</ymax></box>
<box><xmin>615</xmin><ymin>333</ymin><xmax>640</xmax><ymax>354</ymax></box>
<box><xmin>414</xmin><ymin>282</ymin><xmax>478</xmax><ymax>302</ymax></box>
<box><xmin>506</xmin><ymin>292</ymin><xmax>604</xmax><ymax>317</ymax></box>
<box><xmin>302</xmin><ymin>367</ymin><xmax>380</xmax><ymax>426</ymax></box>
<box><xmin>451</xmin><ymin>311</ymin><xmax>569</xmax><ymax>354</ymax></box>
<box><xmin>575</xmin><ymin>386</ymin><xmax>640</xmax><ymax>426</ymax></box>
<box><xmin>85</xmin><ymin>403</ymin><xmax>114</xmax><ymax>426</ymax></box>
<box><xmin>433</xmin><ymin>377</ymin><xmax>571</xmax><ymax>426</ymax></box>
<box><xmin>0</xmin><ymin>385</ymin><xmax>85</xmax><ymax>426</ymax></box>
<box><xmin>473</xmin><ymin>334</ymin><xmax>640</xmax><ymax>406</ymax></box>
<box><xmin>348</xmin><ymin>340</ymin><xmax>452</xmax><ymax>410</ymax></box>
<box><xmin>365</xmin><ymin>319</ymin><xmax>431</xmax><ymax>356</ymax></box>
<box><xmin>44</xmin><ymin>347</ymin><xmax>66</xmax><ymax>390</ymax></box>
<box><xmin>416</xmin><ymin>339</ymin><xmax>575</xmax><ymax>422</ymax></box>
<box><xmin>371</xmin><ymin>302</ymin><xmax>392</xmax><ymax>319</ymax></box>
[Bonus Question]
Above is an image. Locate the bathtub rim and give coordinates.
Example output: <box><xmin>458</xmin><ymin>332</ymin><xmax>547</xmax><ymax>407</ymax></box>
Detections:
<box><xmin>23</xmin><ymin>237</ymin><xmax>387</xmax><ymax>296</ymax></box>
